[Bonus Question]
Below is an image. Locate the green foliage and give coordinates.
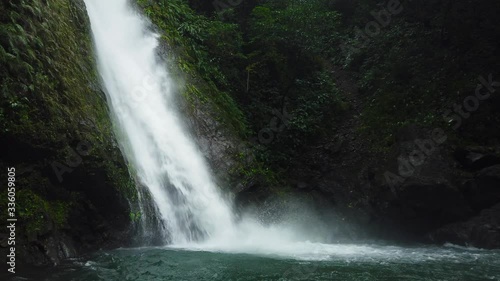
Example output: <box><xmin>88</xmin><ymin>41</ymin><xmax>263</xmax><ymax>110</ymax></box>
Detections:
<box><xmin>288</xmin><ymin>71</ymin><xmax>342</xmax><ymax>137</ymax></box>
<box><xmin>0</xmin><ymin>0</ymin><xmax>108</xmax><ymax>143</ymax></box>
<box><xmin>17</xmin><ymin>189</ymin><xmax>71</xmax><ymax>234</ymax></box>
<box><xmin>106</xmin><ymin>161</ymin><xmax>138</xmax><ymax>202</ymax></box>
<box><xmin>238</xmin><ymin>1</ymin><xmax>345</xmax><ymax>168</ymax></box>
<box><xmin>249</xmin><ymin>1</ymin><xmax>340</xmax><ymax>56</ymax></box>
<box><xmin>136</xmin><ymin>0</ymin><xmax>500</xmax><ymax>193</ymax></box>
<box><xmin>335</xmin><ymin>0</ymin><xmax>500</xmax><ymax>150</ymax></box>
<box><xmin>129</xmin><ymin>211</ymin><xmax>142</xmax><ymax>222</ymax></box>
<box><xmin>0</xmin><ymin>0</ymin><xmax>136</xmax><ymax>238</ymax></box>
<box><xmin>247</xmin><ymin>0</ymin><xmax>341</xmax><ymax>97</ymax></box>
<box><xmin>352</xmin><ymin>21</ymin><xmax>450</xmax><ymax>149</ymax></box>
<box><xmin>138</xmin><ymin>0</ymin><xmax>346</xmax><ymax>175</ymax></box>
<box><xmin>230</xmin><ymin>149</ymin><xmax>286</xmax><ymax>194</ymax></box>
<box><xmin>137</xmin><ymin>0</ymin><xmax>248</xmax><ymax>136</ymax></box>
<box><xmin>134</xmin><ymin>0</ymin><xmax>348</xmax><ymax>181</ymax></box>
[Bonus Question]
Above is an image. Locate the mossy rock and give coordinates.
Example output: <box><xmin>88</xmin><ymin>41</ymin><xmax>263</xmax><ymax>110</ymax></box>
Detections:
<box><xmin>0</xmin><ymin>0</ymin><xmax>137</xmax><ymax>265</ymax></box>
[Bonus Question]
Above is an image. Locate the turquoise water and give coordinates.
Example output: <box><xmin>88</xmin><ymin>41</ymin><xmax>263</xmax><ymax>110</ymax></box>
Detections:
<box><xmin>16</xmin><ymin>244</ymin><xmax>500</xmax><ymax>281</ymax></box>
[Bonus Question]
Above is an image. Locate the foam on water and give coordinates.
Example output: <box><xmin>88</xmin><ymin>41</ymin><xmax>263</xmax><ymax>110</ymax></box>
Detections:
<box><xmin>171</xmin><ymin>240</ymin><xmax>489</xmax><ymax>262</ymax></box>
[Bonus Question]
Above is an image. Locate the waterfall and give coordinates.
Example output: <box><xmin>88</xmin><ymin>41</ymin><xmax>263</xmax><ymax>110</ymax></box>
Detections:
<box><xmin>83</xmin><ymin>0</ymin><xmax>235</xmax><ymax>244</ymax></box>
<box><xmin>83</xmin><ymin>0</ymin><xmax>338</xmax><ymax>255</ymax></box>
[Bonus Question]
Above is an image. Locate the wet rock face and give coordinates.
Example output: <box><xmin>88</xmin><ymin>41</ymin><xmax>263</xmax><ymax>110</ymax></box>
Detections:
<box><xmin>18</xmin><ymin>233</ymin><xmax>77</xmax><ymax>266</ymax></box>
<box><xmin>429</xmin><ymin>203</ymin><xmax>500</xmax><ymax>249</ymax></box>
<box><xmin>467</xmin><ymin>165</ymin><xmax>500</xmax><ymax>210</ymax></box>
<box><xmin>0</xmin><ymin>0</ymin><xmax>135</xmax><ymax>266</ymax></box>
<box><xmin>287</xmin><ymin>121</ymin><xmax>500</xmax><ymax>247</ymax></box>
<box><xmin>372</xmin><ymin>127</ymin><xmax>500</xmax><ymax>246</ymax></box>
<box><xmin>371</xmin><ymin>127</ymin><xmax>500</xmax><ymax>246</ymax></box>
<box><xmin>0</xmin><ymin>144</ymin><xmax>133</xmax><ymax>267</ymax></box>
<box><xmin>382</xmin><ymin>179</ymin><xmax>472</xmax><ymax>235</ymax></box>
<box><xmin>371</xmin><ymin>126</ymin><xmax>472</xmax><ymax>236</ymax></box>
<box><xmin>454</xmin><ymin>148</ymin><xmax>500</xmax><ymax>171</ymax></box>
<box><xmin>186</xmin><ymin>99</ymin><xmax>241</xmax><ymax>186</ymax></box>
<box><xmin>430</xmin><ymin>165</ymin><xmax>500</xmax><ymax>249</ymax></box>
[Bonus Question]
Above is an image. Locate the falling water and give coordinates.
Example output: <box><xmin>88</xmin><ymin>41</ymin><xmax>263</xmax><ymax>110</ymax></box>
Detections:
<box><xmin>23</xmin><ymin>2</ymin><xmax>500</xmax><ymax>280</ymax></box>
<box><xmin>84</xmin><ymin>0</ymin><xmax>235</xmax><ymax>244</ymax></box>
<box><xmin>84</xmin><ymin>0</ymin><xmax>347</xmax><ymax>257</ymax></box>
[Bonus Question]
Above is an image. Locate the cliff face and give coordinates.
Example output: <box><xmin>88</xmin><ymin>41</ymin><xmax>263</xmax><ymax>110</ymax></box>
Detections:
<box><xmin>1</xmin><ymin>0</ymin><xmax>498</xmax><ymax>269</ymax></box>
<box><xmin>91</xmin><ymin>0</ymin><xmax>500</xmax><ymax>251</ymax></box>
<box><xmin>0</xmin><ymin>0</ymin><xmax>136</xmax><ymax>266</ymax></box>
<box><xmin>0</xmin><ymin>0</ymin><xmax>260</xmax><ymax>267</ymax></box>
<box><xmin>181</xmin><ymin>0</ymin><xmax>500</xmax><ymax>249</ymax></box>
<box><xmin>135</xmin><ymin>0</ymin><xmax>276</xmax><ymax>197</ymax></box>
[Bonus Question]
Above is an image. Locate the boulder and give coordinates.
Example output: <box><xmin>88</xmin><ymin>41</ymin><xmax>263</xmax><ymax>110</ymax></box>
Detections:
<box><xmin>454</xmin><ymin>147</ymin><xmax>500</xmax><ymax>171</ymax></box>
<box><xmin>374</xmin><ymin>125</ymin><xmax>473</xmax><ymax>235</ymax></box>
<box><xmin>428</xmin><ymin>203</ymin><xmax>500</xmax><ymax>249</ymax></box>
<box><xmin>464</xmin><ymin>165</ymin><xmax>500</xmax><ymax>210</ymax></box>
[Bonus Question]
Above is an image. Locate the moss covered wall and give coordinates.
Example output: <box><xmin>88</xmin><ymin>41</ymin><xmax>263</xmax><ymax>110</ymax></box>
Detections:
<box><xmin>0</xmin><ymin>0</ymin><xmax>136</xmax><ymax>265</ymax></box>
<box><xmin>135</xmin><ymin>0</ymin><xmax>280</xmax><ymax>196</ymax></box>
